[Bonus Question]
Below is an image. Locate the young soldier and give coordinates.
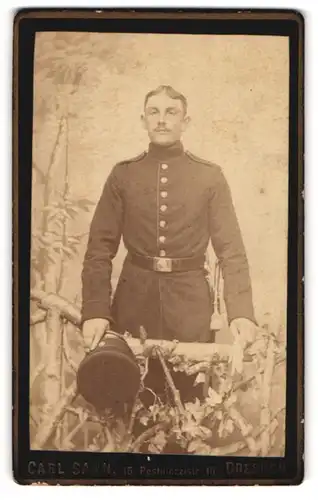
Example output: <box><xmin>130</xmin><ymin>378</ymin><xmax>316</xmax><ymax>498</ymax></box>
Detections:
<box><xmin>81</xmin><ymin>85</ymin><xmax>257</xmax><ymax>351</ymax></box>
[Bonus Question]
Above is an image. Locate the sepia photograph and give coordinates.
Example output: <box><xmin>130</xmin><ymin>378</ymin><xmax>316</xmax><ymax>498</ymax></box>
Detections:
<box><xmin>28</xmin><ymin>29</ymin><xmax>290</xmax><ymax>459</ymax></box>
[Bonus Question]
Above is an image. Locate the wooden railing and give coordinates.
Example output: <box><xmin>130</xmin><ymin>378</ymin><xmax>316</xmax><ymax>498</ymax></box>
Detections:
<box><xmin>30</xmin><ymin>289</ymin><xmax>286</xmax><ymax>456</ymax></box>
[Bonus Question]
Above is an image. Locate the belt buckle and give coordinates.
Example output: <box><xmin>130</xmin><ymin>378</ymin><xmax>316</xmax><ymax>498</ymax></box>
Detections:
<box><xmin>153</xmin><ymin>257</ymin><xmax>172</xmax><ymax>273</ymax></box>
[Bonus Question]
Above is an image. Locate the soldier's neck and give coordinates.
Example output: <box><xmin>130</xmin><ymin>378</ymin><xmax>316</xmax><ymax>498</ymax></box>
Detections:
<box><xmin>148</xmin><ymin>140</ymin><xmax>184</xmax><ymax>160</ymax></box>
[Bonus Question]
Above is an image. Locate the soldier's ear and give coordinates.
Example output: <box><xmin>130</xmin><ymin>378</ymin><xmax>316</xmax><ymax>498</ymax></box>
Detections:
<box><xmin>182</xmin><ymin>115</ymin><xmax>191</xmax><ymax>131</ymax></box>
<box><xmin>140</xmin><ymin>114</ymin><xmax>147</xmax><ymax>130</ymax></box>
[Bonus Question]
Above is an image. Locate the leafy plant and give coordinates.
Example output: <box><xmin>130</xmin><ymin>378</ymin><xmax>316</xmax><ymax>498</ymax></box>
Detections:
<box><xmin>29</xmin><ymin>301</ymin><xmax>286</xmax><ymax>456</ymax></box>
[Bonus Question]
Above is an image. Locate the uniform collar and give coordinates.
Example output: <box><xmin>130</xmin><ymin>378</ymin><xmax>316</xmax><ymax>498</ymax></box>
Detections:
<box><xmin>147</xmin><ymin>140</ymin><xmax>184</xmax><ymax>161</ymax></box>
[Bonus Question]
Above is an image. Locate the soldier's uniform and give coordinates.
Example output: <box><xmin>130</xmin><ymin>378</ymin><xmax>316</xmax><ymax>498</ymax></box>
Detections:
<box><xmin>81</xmin><ymin>141</ymin><xmax>256</xmax><ymax>342</ymax></box>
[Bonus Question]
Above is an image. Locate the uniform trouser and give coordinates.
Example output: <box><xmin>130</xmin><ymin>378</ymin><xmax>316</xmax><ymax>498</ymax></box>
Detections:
<box><xmin>110</xmin><ymin>257</ymin><xmax>215</xmax><ymax>408</ymax></box>
<box><xmin>110</xmin><ymin>257</ymin><xmax>214</xmax><ymax>343</ymax></box>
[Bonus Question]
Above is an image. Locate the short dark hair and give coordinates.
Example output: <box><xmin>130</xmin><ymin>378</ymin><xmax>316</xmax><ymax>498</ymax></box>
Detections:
<box><xmin>144</xmin><ymin>85</ymin><xmax>188</xmax><ymax>115</ymax></box>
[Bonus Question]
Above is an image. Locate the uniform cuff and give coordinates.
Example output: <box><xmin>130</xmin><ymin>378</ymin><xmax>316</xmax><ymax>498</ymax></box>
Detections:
<box><xmin>81</xmin><ymin>301</ymin><xmax>111</xmax><ymax>325</ymax></box>
<box><xmin>225</xmin><ymin>296</ymin><xmax>257</xmax><ymax>326</ymax></box>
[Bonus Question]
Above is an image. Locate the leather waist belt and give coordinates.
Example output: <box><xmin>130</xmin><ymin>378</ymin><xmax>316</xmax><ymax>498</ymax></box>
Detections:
<box><xmin>129</xmin><ymin>253</ymin><xmax>205</xmax><ymax>273</ymax></box>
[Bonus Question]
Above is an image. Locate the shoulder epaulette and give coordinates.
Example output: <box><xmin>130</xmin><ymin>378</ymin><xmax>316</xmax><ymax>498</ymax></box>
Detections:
<box><xmin>117</xmin><ymin>151</ymin><xmax>147</xmax><ymax>166</ymax></box>
<box><xmin>185</xmin><ymin>151</ymin><xmax>220</xmax><ymax>169</ymax></box>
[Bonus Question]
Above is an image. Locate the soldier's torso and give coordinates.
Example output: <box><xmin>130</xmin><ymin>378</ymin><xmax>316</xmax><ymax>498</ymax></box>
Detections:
<box><xmin>116</xmin><ymin>142</ymin><xmax>220</xmax><ymax>259</ymax></box>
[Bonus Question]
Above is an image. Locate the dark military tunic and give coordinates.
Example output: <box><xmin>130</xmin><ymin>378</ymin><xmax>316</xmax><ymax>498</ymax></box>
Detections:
<box><xmin>81</xmin><ymin>141</ymin><xmax>256</xmax><ymax>342</ymax></box>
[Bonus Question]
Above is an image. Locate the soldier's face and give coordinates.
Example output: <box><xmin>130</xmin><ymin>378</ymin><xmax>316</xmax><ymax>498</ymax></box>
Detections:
<box><xmin>142</xmin><ymin>93</ymin><xmax>189</xmax><ymax>146</ymax></box>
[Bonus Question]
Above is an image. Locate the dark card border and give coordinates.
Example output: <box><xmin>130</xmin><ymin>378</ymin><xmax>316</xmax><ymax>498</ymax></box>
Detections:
<box><xmin>12</xmin><ymin>8</ymin><xmax>304</xmax><ymax>486</ymax></box>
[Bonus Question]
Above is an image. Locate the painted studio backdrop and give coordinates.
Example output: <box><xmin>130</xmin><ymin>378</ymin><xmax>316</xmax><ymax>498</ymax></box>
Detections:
<box><xmin>30</xmin><ymin>32</ymin><xmax>289</xmax><ymax>455</ymax></box>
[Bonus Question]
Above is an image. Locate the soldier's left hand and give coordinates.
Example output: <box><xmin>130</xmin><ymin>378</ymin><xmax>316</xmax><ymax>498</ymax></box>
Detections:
<box><xmin>230</xmin><ymin>317</ymin><xmax>257</xmax><ymax>349</ymax></box>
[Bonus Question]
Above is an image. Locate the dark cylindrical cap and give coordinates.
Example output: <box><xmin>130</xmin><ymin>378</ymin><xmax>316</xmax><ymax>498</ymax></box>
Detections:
<box><xmin>77</xmin><ymin>334</ymin><xmax>140</xmax><ymax>410</ymax></box>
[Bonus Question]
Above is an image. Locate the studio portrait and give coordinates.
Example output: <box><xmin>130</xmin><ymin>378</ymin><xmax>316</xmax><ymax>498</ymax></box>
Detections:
<box><xmin>29</xmin><ymin>31</ymin><xmax>289</xmax><ymax>457</ymax></box>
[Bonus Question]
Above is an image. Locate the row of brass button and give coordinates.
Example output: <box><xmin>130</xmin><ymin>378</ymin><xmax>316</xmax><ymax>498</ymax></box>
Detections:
<box><xmin>159</xmin><ymin>164</ymin><xmax>169</xmax><ymax>257</ymax></box>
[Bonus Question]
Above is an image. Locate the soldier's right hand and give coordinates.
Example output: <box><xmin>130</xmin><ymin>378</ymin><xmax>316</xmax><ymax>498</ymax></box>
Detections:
<box><xmin>82</xmin><ymin>318</ymin><xmax>110</xmax><ymax>352</ymax></box>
